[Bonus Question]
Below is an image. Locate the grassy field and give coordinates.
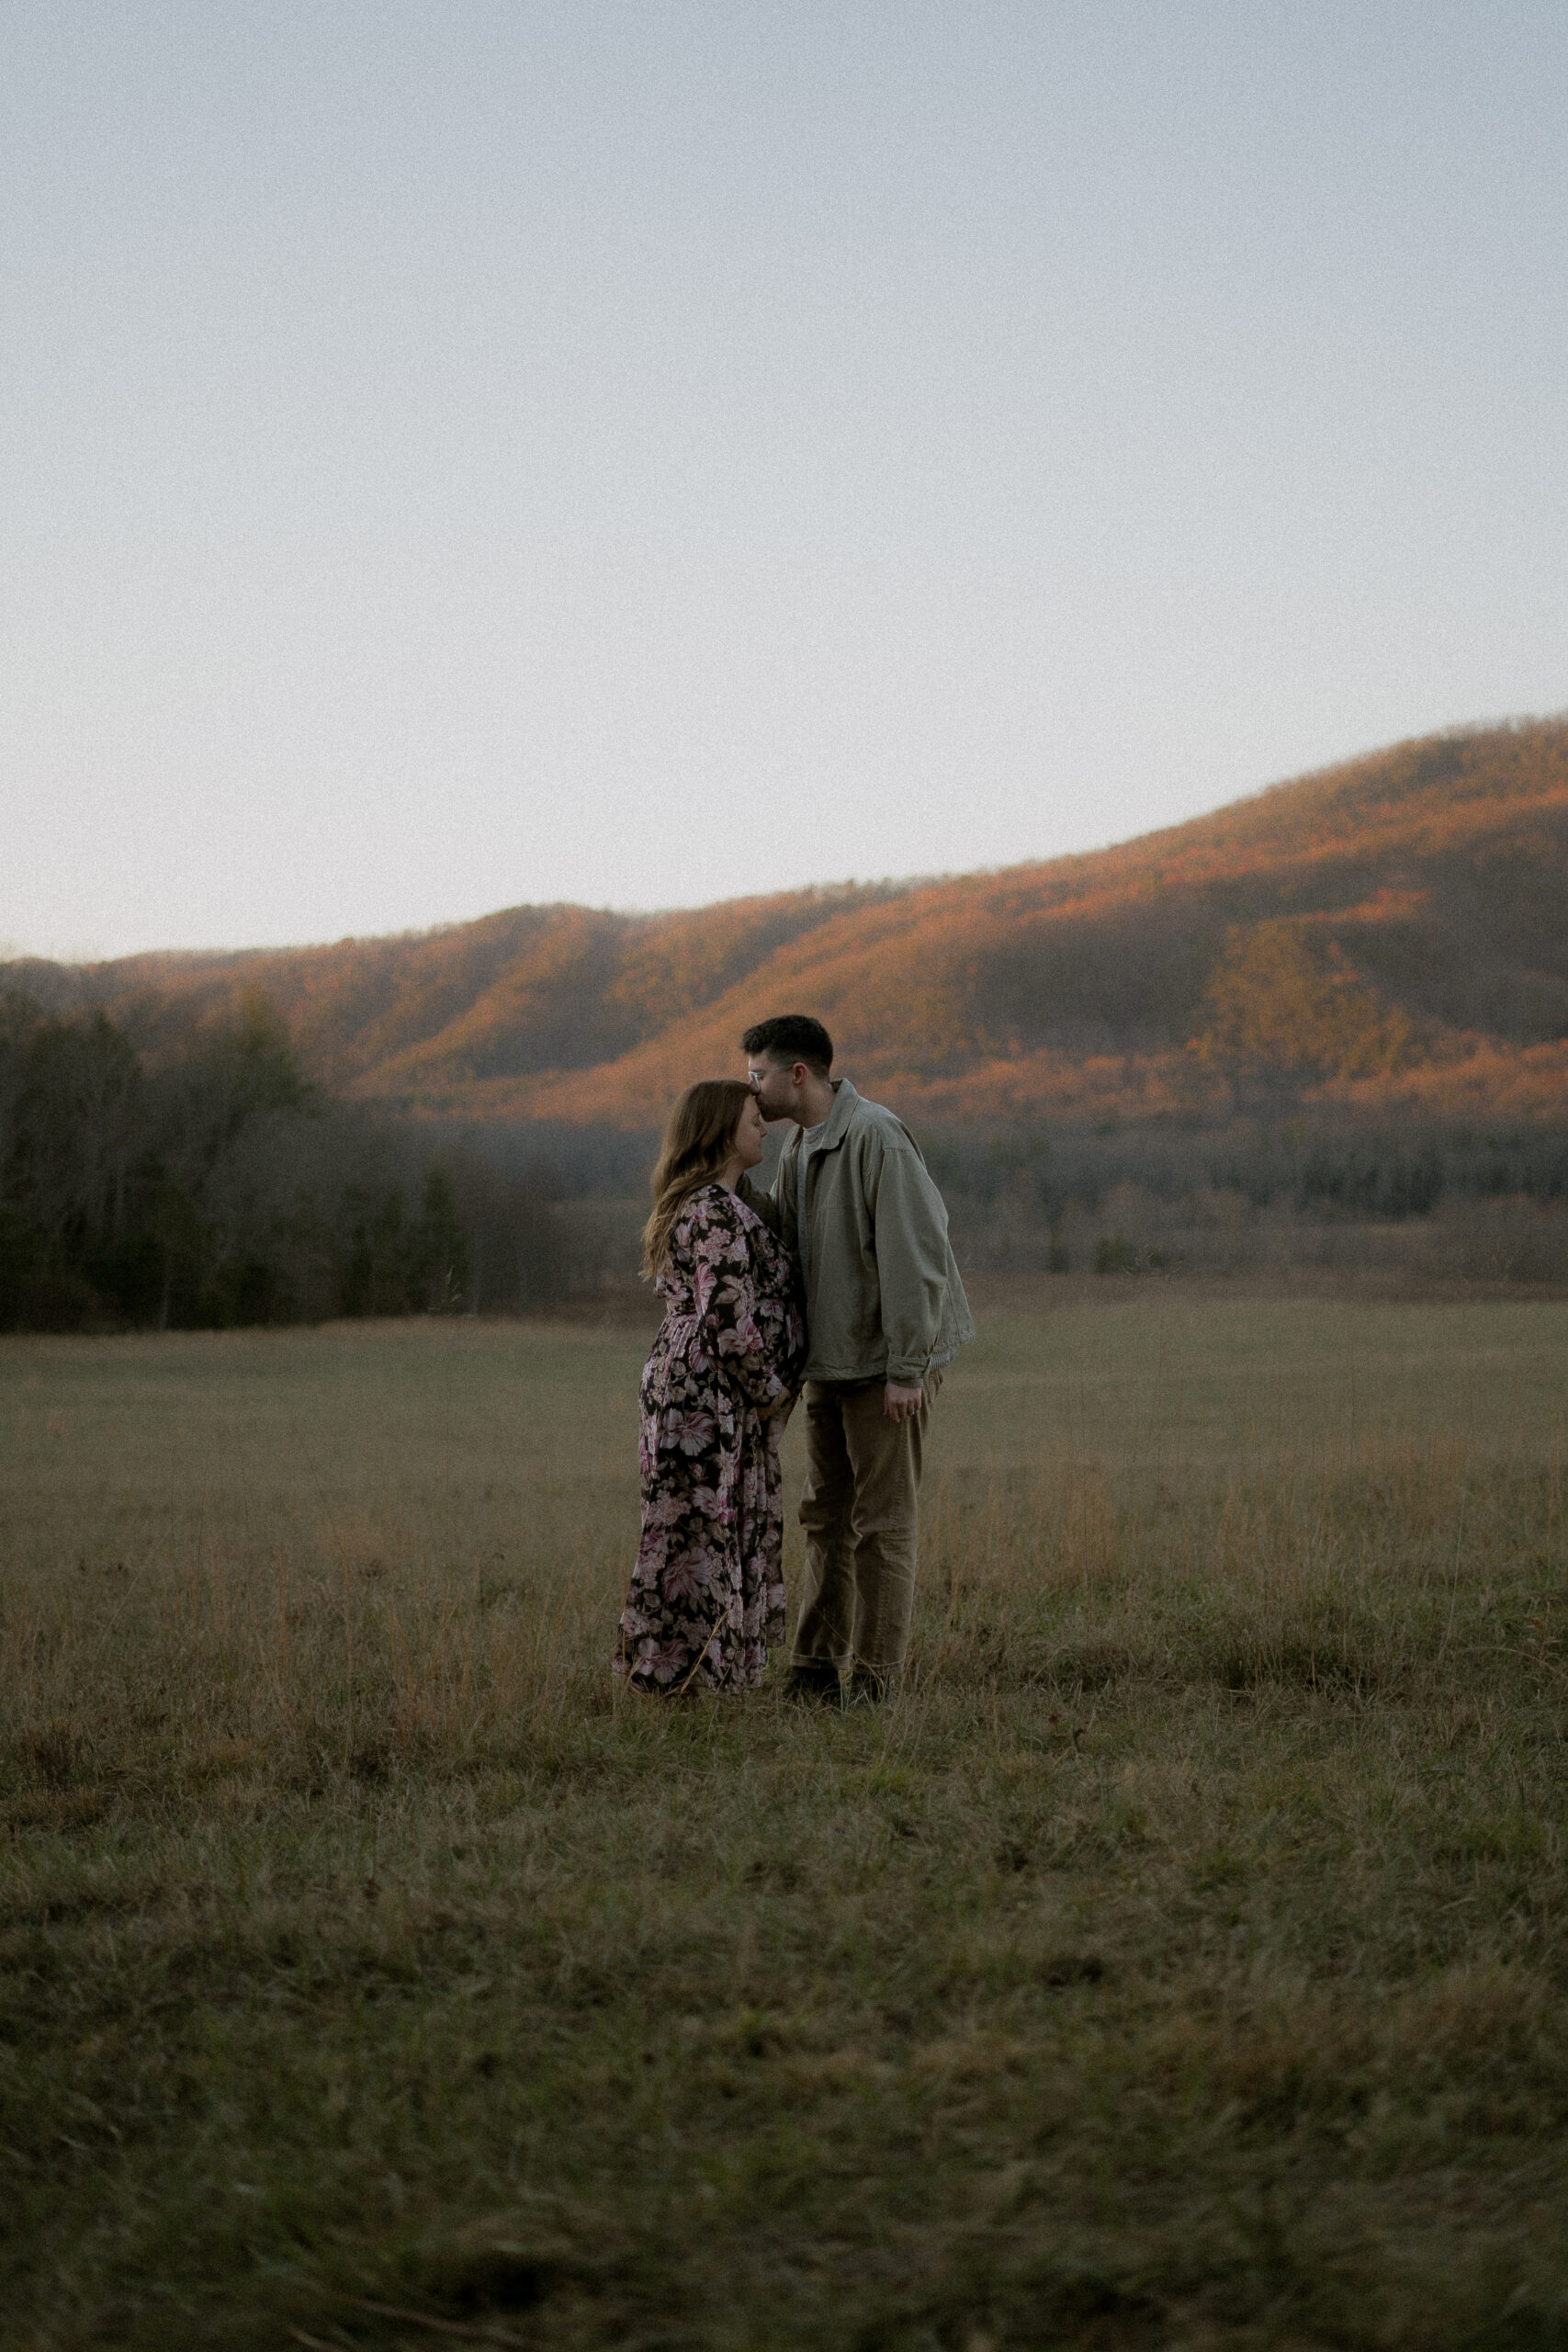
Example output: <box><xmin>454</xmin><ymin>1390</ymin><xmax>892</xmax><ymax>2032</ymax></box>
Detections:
<box><xmin>4</xmin><ymin>1296</ymin><xmax>1568</xmax><ymax>2350</ymax></box>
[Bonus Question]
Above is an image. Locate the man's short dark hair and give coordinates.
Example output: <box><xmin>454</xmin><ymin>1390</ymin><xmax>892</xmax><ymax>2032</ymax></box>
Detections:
<box><xmin>741</xmin><ymin>1014</ymin><xmax>834</xmax><ymax>1076</ymax></box>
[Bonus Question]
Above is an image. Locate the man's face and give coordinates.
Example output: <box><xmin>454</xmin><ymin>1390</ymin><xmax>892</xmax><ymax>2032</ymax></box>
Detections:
<box><xmin>746</xmin><ymin>1054</ymin><xmax>800</xmax><ymax>1122</ymax></box>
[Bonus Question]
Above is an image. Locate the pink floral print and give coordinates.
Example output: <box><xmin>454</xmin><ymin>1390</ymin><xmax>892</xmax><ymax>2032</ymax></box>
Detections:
<box><xmin>615</xmin><ymin>1184</ymin><xmax>806</xmax><ymax>1695</ymax></box>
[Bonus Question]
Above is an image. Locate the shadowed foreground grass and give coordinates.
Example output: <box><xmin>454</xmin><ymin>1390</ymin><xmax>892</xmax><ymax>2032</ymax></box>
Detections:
<box><xmin>4</xmin><ymin>1302</ymin><xmax>1568</xmax><ymax>2350</ymax></box>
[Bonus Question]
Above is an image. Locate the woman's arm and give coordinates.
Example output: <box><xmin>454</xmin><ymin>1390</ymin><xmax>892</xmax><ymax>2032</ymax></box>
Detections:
<box><xmin>735</xmin><ymin>1166</ymin><xmax>783</xmax><ymax>1238</ymax></box>
<box><xmin>690</xmin><ymin>1193</ymin><xmax>795</xmax><ymax>1411</ymax></box>
<box><xmin>736</xmin><ymin>1129</ymin><xmax>800</xmax><ymax>1250</ymax></box>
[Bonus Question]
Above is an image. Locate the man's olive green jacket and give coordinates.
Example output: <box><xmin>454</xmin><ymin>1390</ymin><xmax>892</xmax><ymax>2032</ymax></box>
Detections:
<box><xmin>739</xmin><ymin>1079</ymin><xmax>974</xmax><ymax>1388</ymax></box>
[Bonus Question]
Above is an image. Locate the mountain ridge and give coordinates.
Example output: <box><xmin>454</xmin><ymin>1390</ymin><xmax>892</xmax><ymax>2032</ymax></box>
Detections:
<box><xmin>9</xmin><ymin>718</ymin><xmax>1568</xmax><ymax>1128</ymax></box>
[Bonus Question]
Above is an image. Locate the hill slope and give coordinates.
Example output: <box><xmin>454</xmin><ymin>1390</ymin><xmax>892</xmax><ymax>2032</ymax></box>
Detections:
<box><xmin>12</xmin><ymin>718</ymin><xmax>1568</xmax><ymax>1126</ymax></box>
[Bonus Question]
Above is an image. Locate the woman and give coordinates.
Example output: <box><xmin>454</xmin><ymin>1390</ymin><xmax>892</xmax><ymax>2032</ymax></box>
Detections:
<box><xmin>615</xmin><ymin>1079</ymin><xmax>806</xmax><ymax>1697</ymax></box>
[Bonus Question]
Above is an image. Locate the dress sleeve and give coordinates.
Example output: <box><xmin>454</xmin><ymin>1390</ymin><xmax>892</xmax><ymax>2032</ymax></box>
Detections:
<box><xmin>689</xmin><ymin>1192</ymin><xmax>794</xmax><ymax>1410</ymax></box>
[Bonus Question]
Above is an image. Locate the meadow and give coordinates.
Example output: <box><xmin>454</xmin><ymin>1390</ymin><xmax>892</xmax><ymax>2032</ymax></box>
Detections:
<box><xmin>4</xmin><ymin>1293</ymin><xmax>1568</xmax><ymax>2350</ymax></box>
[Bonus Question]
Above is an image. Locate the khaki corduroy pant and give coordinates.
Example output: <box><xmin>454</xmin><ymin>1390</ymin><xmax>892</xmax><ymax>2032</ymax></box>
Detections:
<box><xmin>791</xmin><ymin>1368</ymin><xmax>942</xmax><ymax>1681</ymax></box>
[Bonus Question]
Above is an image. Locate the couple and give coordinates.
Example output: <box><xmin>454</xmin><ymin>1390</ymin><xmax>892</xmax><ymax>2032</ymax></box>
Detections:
<box><xmin>614</xmin><ymin>1014</ymin><xmax>973</xmax><ymax>1707</ymax></box>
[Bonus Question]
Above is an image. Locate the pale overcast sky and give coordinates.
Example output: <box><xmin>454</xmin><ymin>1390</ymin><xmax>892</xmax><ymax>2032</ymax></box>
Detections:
<box><xmin>3</xmin><ymin>3</ymin><xmax>1564</xmax><ymax>959</ymax></box>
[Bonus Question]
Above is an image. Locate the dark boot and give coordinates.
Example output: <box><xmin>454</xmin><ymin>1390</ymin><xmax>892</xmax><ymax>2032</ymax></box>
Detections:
<box><xmin>784</xmin><ymin>1661</ymin><xmax>845</xmax><ymax>1708</ymax></box>
<box><xmin>848</xmin><ymin>1665</ymin><xmax>897</xmax><ymax>1708</ymax></box>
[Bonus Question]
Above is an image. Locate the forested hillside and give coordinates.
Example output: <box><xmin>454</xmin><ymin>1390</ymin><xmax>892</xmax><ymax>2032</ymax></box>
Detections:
<box><xmin>8</xmin><ymin>720</ymin><xmax>1568</xmax><ymax>1325</ymax></box>
<box><xmin>13</xmin><ymin>718</ymin><xmax>1568</xmax><ymax>1127</ymax></box>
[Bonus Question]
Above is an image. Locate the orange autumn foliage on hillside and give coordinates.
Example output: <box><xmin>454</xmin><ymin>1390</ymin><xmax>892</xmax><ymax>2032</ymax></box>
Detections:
<box><xmin>10</xmin><ymin>718</ymin><xmax>1568</xmax><ymax>1128</ymax></box>
<box><xmin>1198</xmin><ymin>922</ymin><xmax>1416</xmax><ymax>1080</ymax></box>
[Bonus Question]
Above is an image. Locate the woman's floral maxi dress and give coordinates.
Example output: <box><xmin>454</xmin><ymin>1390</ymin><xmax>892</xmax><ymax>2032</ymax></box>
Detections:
<box><xmin>615</xmin><ymin>1183</ymin><xmax>806</xmax><ymax>1694</ymax></box>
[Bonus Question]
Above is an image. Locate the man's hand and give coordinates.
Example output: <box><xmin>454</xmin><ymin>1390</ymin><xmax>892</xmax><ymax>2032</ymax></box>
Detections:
<box><xmin>884</xmin><ymin>1381</ymin><xmax>923</xmax><ymax>1423</ymax></box>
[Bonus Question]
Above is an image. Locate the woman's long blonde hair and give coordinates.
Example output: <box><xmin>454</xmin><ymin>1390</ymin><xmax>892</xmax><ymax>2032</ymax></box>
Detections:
<box><xmin>641</xmin><ymin>1079</ymin><xmax>755</xmax><ymax>1277</ymax></box>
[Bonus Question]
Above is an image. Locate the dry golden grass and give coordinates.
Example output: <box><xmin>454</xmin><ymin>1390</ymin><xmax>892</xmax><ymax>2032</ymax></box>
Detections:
<box><xmin>4</xmin><ymin>1299</ymin><xmax>1568</xmax><ymax>2349</ymax></box>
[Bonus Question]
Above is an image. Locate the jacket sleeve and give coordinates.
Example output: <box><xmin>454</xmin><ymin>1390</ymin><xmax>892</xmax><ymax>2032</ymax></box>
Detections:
<box><xmin>865</xmin><ymin>1135</ymin><xmax>952</xmax><ymax>1386</ymax></box>
<box><xmin>693</xmin><ymin>1195</ymin><xmax>795</xmax><ymax>1411</ymax></box>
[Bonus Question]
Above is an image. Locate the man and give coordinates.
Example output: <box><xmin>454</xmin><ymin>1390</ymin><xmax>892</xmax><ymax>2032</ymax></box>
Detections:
<box><xmin>738</xmin><ymin>1013</ymin><xmax>973</xmax><ymax>1706</ymax></box>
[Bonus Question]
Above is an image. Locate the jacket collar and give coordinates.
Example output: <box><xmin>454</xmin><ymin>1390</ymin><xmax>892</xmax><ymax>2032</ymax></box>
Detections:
<box><xmin>818</xmin><ymin>1077</ymin><xmax>859</xmax><ymax>1149</ymax></box>
<box><xmin>783</xmin><ymin>1076</ymin><xmax>858</xmax><ymax>1157</ymax></box>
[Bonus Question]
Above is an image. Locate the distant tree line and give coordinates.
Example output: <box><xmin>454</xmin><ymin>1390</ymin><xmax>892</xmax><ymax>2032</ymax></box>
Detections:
<box><xmin>917</xmin><ymin>1112</ymin><xmax>1568</xmax><ymax>1284</ymax></box>
<box><xmin>919</xmin><ymin>1114</ymin><xmax>1568</xmax><ymax>1226</ymax></box>
<box><xmin>437</xmin><ymin>1103</ymin><xmax>1568</xmax><ymax>1295</ymax></box>
<box><xmin>0</xmin><ymin>993</ymin><xmax>567</xmax><ymax>1332</ymax></box>
<box><xmin>476</xmin><ymin>1104</ymin><xmax>1568</xmax><ymax>1229</ymax></box>
<box><xmin>9</xmin><ymin>981</ymin><xmax>1568</xmax><ymax>1333</ymax></box>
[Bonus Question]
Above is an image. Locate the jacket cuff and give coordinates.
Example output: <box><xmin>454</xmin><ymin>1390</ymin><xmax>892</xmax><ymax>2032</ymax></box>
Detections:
<box><xmin>886</xmin><ymin>1358</ymin><xmax>927</xmax><ymax>1387</ymax></box>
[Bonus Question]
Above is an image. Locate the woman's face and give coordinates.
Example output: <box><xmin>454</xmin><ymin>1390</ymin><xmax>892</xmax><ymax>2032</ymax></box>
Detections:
<box><xmin>731</xmin><ymin>1093</ymin><xmax>768</xmax><ymax>1170</ymax></box>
